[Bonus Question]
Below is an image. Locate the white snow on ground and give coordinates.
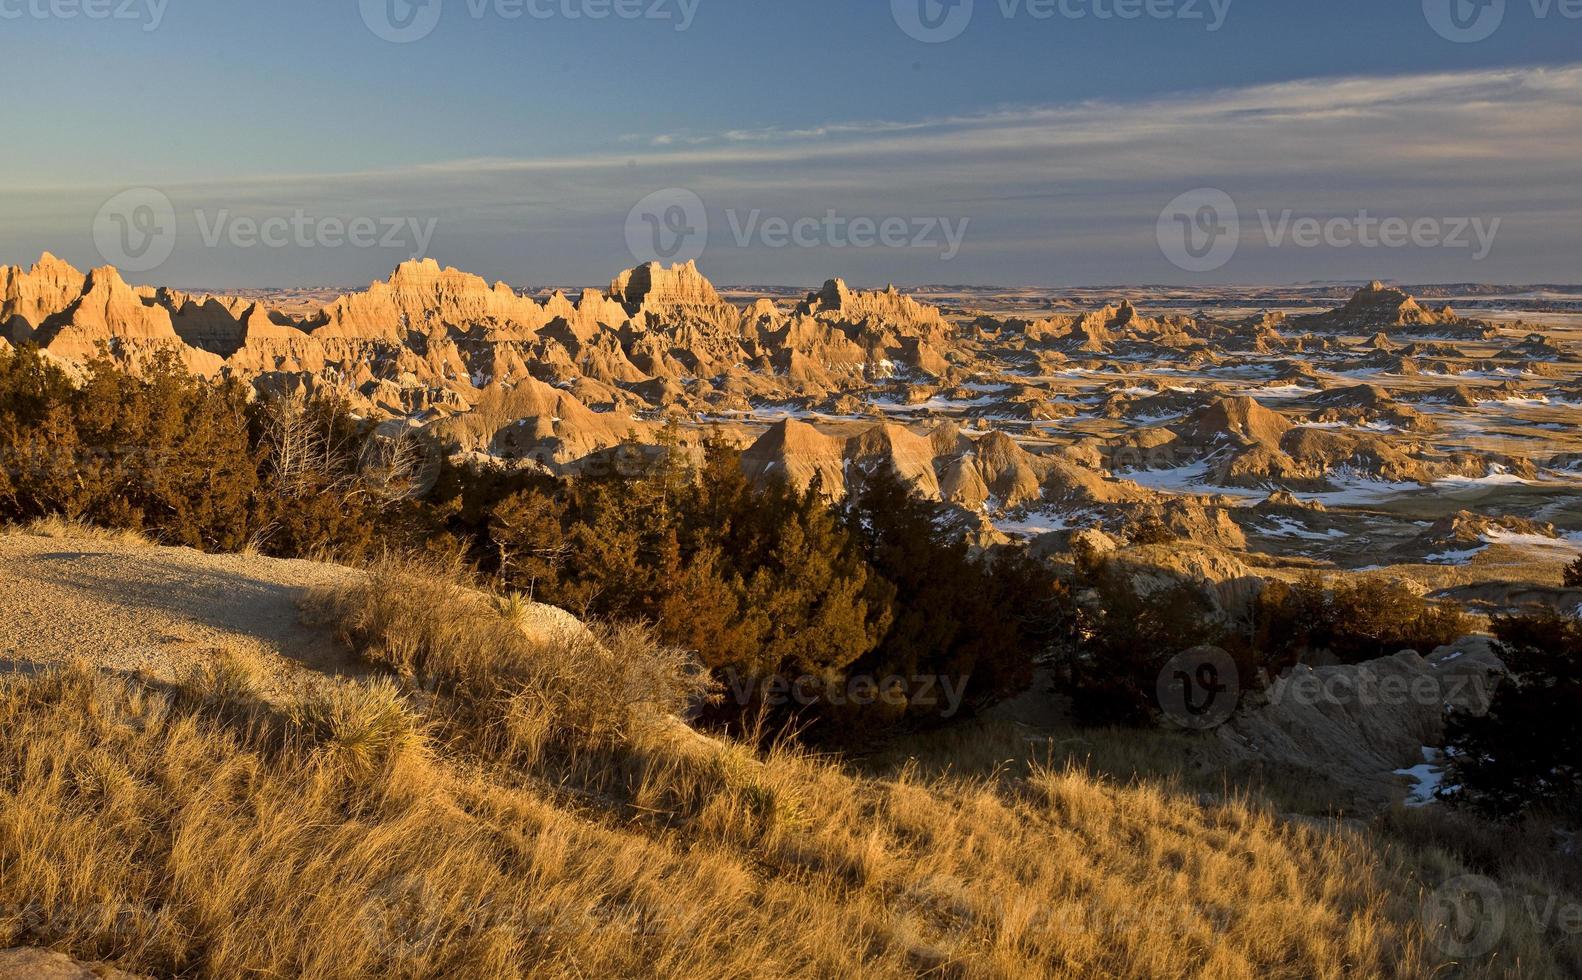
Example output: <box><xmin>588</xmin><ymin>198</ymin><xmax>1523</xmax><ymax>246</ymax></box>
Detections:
<box><xmin>1425</xmin><ymin>547</ymin><xmax>1486</xmax><ymax>566</ymax></box>
<box><xmin>1116</xmin><ymin>460</ymin><xmax>1267</xmax><ymax>500</ymax></box>
<box><xmin>1258</xmin><ymin>516</ymin><xmax>1347</xmax><ymax>541</ymax></box>
<box><xmin>1297</xmin><ymin>476</ymin><xmax>1427</xmax><ymax>507</ymax></box>
<box><xmin>703</xmin><ymin>406</ymin><xmax>865</xmax><ymax>423</ymax></box>
<box><xmin>1295</xmin><ymin>420</ymin><xmax>1401</xmax><ymax>433</ymax></box>
<box><xmin>992</xmin><ymin>512</ymin><xmax>1078</xmax><ymax>538</ymax></box>
<box><xmin>1244</xmin><ymin>384</ymin><xmax>1322</xmax><ymax>399</ymax></box>
<box><xmin>1395</xmin><ymin>747</ymin><xmax>1447</xmax><ymax>808</ymax></box>
<box><xmin>1037</xmin><ymin>368</ymin><xmax>1097</xmax><ymax>379</ymax></box>
<box><xmin>1432</xmin><ymin>465</ymin><xmax>1530</xmax><ymax>489</ymax></box>
<box><xmin>1483</xmin><ymin>527</ymin><xmax>1582</xmax><ymax>550</ymax></box>
<box><xmin>1115</xmin><ymin>462</ymin><xmax>1426</xmax><ymax>506</ymax></box>
<box><xmin>873</xmin><ymin>396</ymin><xmax>997</xmax><ymax>413</ymax></box>
<box><xmin>1414</xmin><ymin>527</ymin><xmax>1582</xmax><ymax>567</ymax></box>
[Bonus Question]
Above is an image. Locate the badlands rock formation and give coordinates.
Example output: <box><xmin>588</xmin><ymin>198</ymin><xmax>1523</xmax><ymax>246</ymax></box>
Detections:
<box><xmin>1213</xmin><ymin>639</ymin><xmax>1506</xmax><ymax>808</ymax></box>
<box><xmin>4</xmin><ymin>256</ymin><xmax>1572</xmax><ymax>568</ymax></box>
<box><xmin>0</xmin><ymin>254</ymin><xmax>998</xmax><ymax>476</ymax></box>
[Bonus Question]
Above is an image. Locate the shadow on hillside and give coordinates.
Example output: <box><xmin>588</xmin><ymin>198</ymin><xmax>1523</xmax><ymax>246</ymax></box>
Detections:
<box><xmin>16</xmin><ymin>550</ymin><xmax>367</xmax><ymax>681</ymax></box>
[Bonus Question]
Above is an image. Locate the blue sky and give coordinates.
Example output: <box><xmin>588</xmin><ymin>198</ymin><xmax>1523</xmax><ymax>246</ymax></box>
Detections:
<box><xmin>2</xmin><ymin>0</ymin><xmax>1580</xmax><ymax>287</ymax></box>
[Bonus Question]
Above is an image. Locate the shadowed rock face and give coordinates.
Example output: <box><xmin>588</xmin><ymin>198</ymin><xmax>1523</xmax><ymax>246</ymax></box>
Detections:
<box><xmin>2</xmin><ymin>252</ymin><xmax>87</xmax><ymax>343</ymax></box>
<box><xmin>1212</xmin><ymin>640</ymin><xmax>1507</xmax><ymax>810</ymax></box>
<box><xmin>610</xmin><ymin>260</ymin><xmax>732</xmax><ymax>318</ymax></box>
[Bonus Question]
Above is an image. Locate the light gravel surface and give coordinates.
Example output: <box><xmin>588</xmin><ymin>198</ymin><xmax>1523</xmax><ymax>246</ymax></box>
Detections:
<box><xmin>0</xmin><ymin>530</ymin><xmax>372</xmax><ymax>699</ymax></box>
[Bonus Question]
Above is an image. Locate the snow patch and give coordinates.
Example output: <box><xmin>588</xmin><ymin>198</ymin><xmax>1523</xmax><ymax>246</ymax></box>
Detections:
<box><xmin>1395</xmin><ymin>747</ymin><xmax>1447</xmax><ymax>808</ymax></box>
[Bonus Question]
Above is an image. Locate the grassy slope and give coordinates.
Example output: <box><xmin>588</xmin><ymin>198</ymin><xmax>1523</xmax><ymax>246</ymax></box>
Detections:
<box><xmin>0</xmin><ymin>554</ymin><xmax>1575</xmax><ymax>979</ymax></box>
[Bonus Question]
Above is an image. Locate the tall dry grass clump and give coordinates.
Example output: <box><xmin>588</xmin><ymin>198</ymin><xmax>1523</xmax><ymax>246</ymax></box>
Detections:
<box><xmin>1</xmin><ymin>556</ymin><xmax>1574</xmax><ymax>978</ymax></box>
<box><xmin>302</xmin><ymin>553</ymin><xmax>708</xmax><ymax>762</ymax></box>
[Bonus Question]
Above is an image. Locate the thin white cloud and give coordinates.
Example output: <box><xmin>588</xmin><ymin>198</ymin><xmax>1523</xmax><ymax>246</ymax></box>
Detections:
<box><xmin>4</xmin><ymin>65</ymin><xmax>1580</xmax><ymax>286</ymax></box>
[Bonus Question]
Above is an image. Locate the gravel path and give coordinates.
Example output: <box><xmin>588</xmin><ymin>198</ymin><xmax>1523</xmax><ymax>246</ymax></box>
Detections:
<box><xmin>0</xmin><ymin>529</ymin><xmax>371</xmax><ymax>699</ymax></box>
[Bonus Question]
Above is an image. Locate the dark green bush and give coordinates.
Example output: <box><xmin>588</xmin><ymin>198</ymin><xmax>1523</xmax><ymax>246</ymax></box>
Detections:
<box><xmin>1443</xmin><ymin>612</ymin><xmax>1582</xmax><ymax>821</ymax></box>
<box><xmin>1251</xmin><ymin>572</ymin><xmax>1473</xmax><ymax>667</ymax></box>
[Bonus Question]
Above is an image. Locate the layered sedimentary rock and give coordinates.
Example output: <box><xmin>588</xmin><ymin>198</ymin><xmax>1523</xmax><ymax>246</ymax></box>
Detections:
<box><xmin>1</xmin><ymin>252</ymin><xmax>88</xmax><ymax>343</ymax></box>
<box><xmin>1</xmin><ymin>256</ymin><xmax>1558</xmax><ymax>549</ymax></box>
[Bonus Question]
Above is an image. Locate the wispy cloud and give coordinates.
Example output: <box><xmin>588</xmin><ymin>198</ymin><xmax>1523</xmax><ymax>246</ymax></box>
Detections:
<box><xmin>5</xmin><ymin>66</ymin><xmax>1580</xmax><ymax>287</ymax></box>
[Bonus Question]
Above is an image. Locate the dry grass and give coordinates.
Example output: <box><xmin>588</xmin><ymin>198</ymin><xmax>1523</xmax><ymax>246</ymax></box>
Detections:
<box><xmin>1</xmin><ymin>556</ymin><xmax>1576</xmax><ymax>979</ymax></box>
<box><xmin>12</xmin><ymin>515</ymin><xmax>152</xmax><ymax>548</ymax></box>
<box><xmin>856</xmin><ymin>711</ymin><xmax>1369</xmax><ymax>818</ymax></box>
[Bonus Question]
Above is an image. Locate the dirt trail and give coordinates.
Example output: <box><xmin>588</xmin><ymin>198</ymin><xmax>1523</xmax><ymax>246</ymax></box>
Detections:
<box><xmin>0</xmin><ymin>530</ymin><xmax>370</xmax><ymax>698</ymax></box>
